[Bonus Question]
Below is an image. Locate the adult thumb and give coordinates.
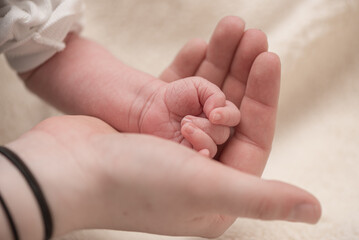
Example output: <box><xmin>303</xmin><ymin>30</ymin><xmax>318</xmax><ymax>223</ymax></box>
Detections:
<box><xmin>192</xmin><ymin>161</ymin><xmax>321</xmax><ymax>224</ymax></box>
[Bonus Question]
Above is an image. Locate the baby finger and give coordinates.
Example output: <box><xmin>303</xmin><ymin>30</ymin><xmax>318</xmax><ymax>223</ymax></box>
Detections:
<box><xmin>209</xmin><ymin>100</ymin><xmax>241</xmax><ymax>126</ymax></box>
<box><xmin>181</xmin><ymin>122</ymin><xmax>217</xmax><ymax>158</ymax></box>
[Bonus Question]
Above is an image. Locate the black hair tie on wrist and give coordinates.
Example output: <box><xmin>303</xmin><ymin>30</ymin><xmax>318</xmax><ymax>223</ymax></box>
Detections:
<box><xmin>0</xmin><ymin>146</ymin><xmax>53</xmax><ymax>240</ymax></box>
<box><xmin>0</xmin><ymin>192</ymin><xmax>19</xmax><ymax>240</ymax></box>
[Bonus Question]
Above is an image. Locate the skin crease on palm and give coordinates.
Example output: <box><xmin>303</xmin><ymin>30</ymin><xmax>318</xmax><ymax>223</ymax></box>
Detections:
<box><xmin>0</xmin><ymin>16</ymin><xmax>322</xmax><ymax>240</ymax></box>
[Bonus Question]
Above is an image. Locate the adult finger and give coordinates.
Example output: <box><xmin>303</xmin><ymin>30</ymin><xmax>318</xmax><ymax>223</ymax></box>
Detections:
<box><xmin>160</xmin><ymin>38</ymin><xmax>207</xmax><ymax>82</ymax></box>
<box><xmin>220</xmin><ymin>52</ymin><xmax>281</xmax><ymax>176</ymax></box>
<box><xmin>190</xmin><ymin>159</ymin><xmax>321</xmax><ymax>224</ymax></box>
<box><xmin>196</xmin><ymin>16</ymin><xmax>245</xmax><ymax>87</ymax></box>
<box><xmin>222</xmin><ymin>29</ymin><xmax>269</xmax><ymax>107</ymax></box>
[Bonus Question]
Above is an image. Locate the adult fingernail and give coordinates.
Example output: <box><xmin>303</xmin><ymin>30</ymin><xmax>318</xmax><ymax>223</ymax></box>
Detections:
<box><xmin>287</xmin><ymin>203</ymin><xmax>321</xmax><ymax>224</ymax></box>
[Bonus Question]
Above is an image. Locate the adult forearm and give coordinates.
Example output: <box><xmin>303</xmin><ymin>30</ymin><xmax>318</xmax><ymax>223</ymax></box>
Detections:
<box><xmin>22</xmin><ymin>34</ymin><xmax>164</xmax><ymax>132</ymax></box>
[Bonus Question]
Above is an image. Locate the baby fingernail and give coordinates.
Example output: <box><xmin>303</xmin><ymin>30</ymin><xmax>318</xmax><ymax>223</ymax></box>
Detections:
<box><xmin>212</xmin><ymin>113</ymin><xmax>221</xmax><ymax>122</ymax></box>
<box><xmin>181</xmin><ymin>117</ymin><xmax>192</xmax><ymax>126</ymax></box>
<box><xmin>199</xmin><ymin>149</ymin><xmax>210</xmax><ymax>157</ymax></box>
<box><xmin>287</xmin><ymin>204</ymin><xmax>321</xmax><ymax>224</ymax></box>
<box><xmin>184</xmin><ymin>124</ymin><xmax>195</xmax><ymax>134</ymax></box>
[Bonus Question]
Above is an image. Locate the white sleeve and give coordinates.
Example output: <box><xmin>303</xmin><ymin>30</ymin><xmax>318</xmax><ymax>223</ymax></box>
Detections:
<box><xmin>0</xmin><ymin>0</ymin><xmax>85</xmax><ymax>73</ymax></box>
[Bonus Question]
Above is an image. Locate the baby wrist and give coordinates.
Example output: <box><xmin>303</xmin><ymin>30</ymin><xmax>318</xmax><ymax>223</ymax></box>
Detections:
<box><xmin>130</xmin><ymin>79</ymin><xmax>166</xmax><ymax>133</ymax></box>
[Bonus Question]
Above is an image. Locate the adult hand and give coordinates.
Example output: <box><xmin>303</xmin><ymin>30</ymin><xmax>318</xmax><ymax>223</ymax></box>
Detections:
<box><xmin>160</xmin><ymin>16</ymin><xmax>278</xmax><ymax>176</ymax></box>
<box><xmin>0</xmin><ymin>116</ymin><xmax>320</xmax><ymax>240</ymax></box>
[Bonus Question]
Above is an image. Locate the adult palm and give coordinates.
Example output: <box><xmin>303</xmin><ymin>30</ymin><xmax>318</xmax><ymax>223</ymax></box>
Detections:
<box><xmin>160</xmin><ymin>16</ymin><xmax>282</xmax><ymax>229</ymax></box>
<box><xmin>160</xmin><ymin>16</ymin><xmax>279</xmax><ymax>176</ymax></box>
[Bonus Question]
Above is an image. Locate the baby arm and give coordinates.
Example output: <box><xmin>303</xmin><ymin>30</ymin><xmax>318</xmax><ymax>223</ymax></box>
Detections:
<box><xmin>22</xmin><ymin>33</ymin><xmax>240</xmax><ymax>156</ymax></box>
<box><xmin>21</xmin><ymin>33</ymin><xmax>159</xmax><ymax>133</ymax></box>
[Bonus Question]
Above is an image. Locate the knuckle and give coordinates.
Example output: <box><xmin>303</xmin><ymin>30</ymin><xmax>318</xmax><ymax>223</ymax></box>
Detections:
<box><xmin>249</xmin><ymin>192</ymin><xmax>293</xmax><ymax>221</ymax></box>
<box><xmin>250</xmin><ymin>198</ymin><xmax>274</xmax><ymax>220</ymax></box>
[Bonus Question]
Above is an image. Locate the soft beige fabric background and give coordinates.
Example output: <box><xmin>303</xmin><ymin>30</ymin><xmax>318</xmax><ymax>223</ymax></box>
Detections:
<box><xmin>1</xmin><ymin>0</ymin><xmax>359</xmax><ymax>239</ymax></box>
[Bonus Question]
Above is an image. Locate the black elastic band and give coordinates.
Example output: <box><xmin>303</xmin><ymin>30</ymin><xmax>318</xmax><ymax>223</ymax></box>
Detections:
<box><xmin>0</xmin><ymin>192</ymin><xmax>19</xmax><ymax>240</ymax></box>
<box><xmin>0</xmin><ymin>146</ymin><xmax>53</xmax><ymax>240</ymax></box>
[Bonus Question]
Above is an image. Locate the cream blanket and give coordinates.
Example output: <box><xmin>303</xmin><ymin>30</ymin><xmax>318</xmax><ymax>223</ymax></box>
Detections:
<box><xmin>1</xmin><ymin>0</ymin><xmax>358</xmax><ymax>239</ymax></box>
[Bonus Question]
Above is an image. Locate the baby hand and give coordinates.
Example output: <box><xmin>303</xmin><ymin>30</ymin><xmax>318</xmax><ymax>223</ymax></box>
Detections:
<box><xmin>180</xmin><ymin>100</ymin><xmax>240</xmax><ymax>157</ymax></box>
<box><xmin>139</xmin><ymin>77</ymin><xmax>240</xmax><ymax>157</ymax></box>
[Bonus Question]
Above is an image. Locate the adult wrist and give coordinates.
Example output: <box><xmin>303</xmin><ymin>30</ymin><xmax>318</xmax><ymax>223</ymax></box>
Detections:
<box><xmin>0</xmin><ymin>148</ymin><xmax>43</xmax><ymax>240</ymax></box>
<box><xmin>0</xmin><ymin>129</ymin><xmax>100</xmax><ymax>239</ymax></box>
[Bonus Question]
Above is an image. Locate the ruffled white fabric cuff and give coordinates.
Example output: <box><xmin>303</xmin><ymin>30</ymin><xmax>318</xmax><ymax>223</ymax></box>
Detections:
<box><xmin>0</xmin><ymin>0</ymin><xmax>84</xmax><ymax>73</ymax></box>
